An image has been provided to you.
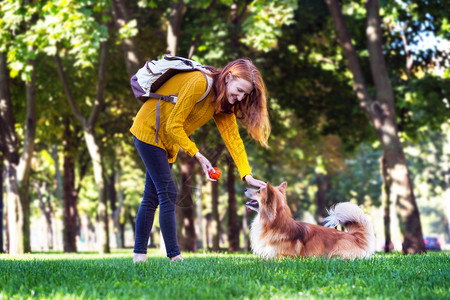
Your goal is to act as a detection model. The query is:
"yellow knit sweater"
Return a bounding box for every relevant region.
[130,71,252,180]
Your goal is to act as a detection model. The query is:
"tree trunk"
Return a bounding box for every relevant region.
[166,0,186,56]
[325,0,426,254]
[209,145,225,252]
[0,51,18,255]
[51,145,63,203]
[316,173,330,224]
[211,181,220,251]
[176,150,197,252]
[18,52,37,254]
[0,156,4,253]
[1,50,37,254]
[36,181,54,250]
[85,129,110,254]
[111,0,140,77]
[205,213,211,249]
[443,128,450,241]
[62,118,78,252]
[5,163,19,254]
[128,209,136,240]
[365,0,425,254]
[111,166,125,249]
[227,156,239,252]
[195,173,204,250]
[381,156,392,253]
[55,36,110,254]
[243,205,250,252]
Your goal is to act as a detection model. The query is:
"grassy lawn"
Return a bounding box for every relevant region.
[0,250,448,299]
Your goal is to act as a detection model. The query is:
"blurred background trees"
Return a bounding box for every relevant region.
[1,0,449,255]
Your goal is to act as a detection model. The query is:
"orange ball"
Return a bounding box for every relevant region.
[209,167,222,180]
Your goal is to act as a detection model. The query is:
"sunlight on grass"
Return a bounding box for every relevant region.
[1,251,448,299]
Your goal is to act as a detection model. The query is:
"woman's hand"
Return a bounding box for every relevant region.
[244,175,266,188]
[194,152,216,182]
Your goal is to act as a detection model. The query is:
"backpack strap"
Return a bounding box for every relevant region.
[153,70,213,143]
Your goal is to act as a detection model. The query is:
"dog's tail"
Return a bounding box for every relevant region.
[323,202,375,257]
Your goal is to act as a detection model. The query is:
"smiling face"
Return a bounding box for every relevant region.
[225,76,253,105]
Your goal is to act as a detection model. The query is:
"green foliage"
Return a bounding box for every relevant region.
[329,144,383,207]
[0,0,109,81]
[0,251,449,299]
[395,76,450,141]
[258,1,374,152]
[242,0,297,52]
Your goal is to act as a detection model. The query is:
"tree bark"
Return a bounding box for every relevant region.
[243,205,250,252]
[111,0,141,77]
[0,51,18,255]
[365,0,425,254]
[36,181,54,250]
[325,0,426,254]
[21,53,37,254]
[442,127,450,242]
[316,173,330,224]
[381,156,392,253]
[195,173,204,250]
[209,145,225,252]
[176,150,197,252]
[211,181,220,251]
[110,165,125,249]
[62,117,78,252]
[1,49,37,254]
[227,155,239,252]
[167,0,186,56]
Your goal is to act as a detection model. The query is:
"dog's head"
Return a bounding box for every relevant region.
[245,182,288,222]
[244,185,265,213]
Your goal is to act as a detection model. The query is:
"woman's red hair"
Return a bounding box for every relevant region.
[206,58,270,147]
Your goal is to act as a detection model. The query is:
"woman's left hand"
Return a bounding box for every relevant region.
[244,175,266,188]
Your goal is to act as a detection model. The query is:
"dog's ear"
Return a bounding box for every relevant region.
[263,184,277,222]
[278,181,287,195]
[265,183,275,203]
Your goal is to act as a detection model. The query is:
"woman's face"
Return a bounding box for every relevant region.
[225,76,253,105]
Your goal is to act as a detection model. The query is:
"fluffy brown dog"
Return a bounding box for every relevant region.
[245,182,375,259]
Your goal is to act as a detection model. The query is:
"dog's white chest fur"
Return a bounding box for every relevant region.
[250,215,277,259]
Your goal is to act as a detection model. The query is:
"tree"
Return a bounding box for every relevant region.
[0,3,38,253]
[226,155,239,252]
[62,119,83,252]
[55,39,110,253]
[324,0,426,253]
[42,0,112,253]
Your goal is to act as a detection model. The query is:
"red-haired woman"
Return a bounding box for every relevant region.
[130,58,270,263]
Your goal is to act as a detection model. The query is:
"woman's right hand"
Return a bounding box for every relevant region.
[194,152,216,182]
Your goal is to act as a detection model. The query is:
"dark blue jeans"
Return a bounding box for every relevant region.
[133,136,180,258]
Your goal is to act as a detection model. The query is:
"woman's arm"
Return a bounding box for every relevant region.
[243,174,266,188]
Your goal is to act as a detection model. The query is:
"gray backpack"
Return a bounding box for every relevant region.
[130,55,213,143]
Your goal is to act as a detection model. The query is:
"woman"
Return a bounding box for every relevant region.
[130,58,270,262]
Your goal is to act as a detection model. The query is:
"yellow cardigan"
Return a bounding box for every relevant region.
[130,71,252,180]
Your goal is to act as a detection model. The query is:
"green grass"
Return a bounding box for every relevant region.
[0,250,448,299]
